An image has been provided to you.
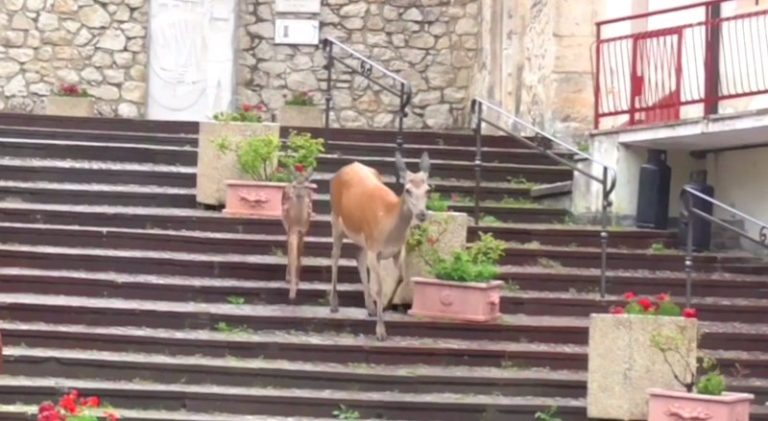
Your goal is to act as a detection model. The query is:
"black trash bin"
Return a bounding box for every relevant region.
[635,149,672,230]
[679,170,715,252]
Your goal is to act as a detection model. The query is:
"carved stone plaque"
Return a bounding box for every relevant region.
[274,18,320,45]
[275,0,320,13]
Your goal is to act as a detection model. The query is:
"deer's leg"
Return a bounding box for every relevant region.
[367,251,387,341]
[329,217,343,313]
[287,231,299,302]
[356,248,375,317]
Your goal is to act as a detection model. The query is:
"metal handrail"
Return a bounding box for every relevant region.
[470,98,618,298]
[680,186,768,306]
[322,38,413,181]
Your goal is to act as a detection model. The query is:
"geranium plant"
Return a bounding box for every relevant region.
[413,232,506,283]
[609,292,698,318]
[285,91,314,106]
[55,83,90,98]
[213,103,267,123]
[38,389,118,421]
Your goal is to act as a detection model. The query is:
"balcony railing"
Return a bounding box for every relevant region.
[594,0,768,129]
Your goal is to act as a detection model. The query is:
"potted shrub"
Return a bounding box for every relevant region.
[46,83,94,117]
[647,329,754,421]
[379,192,469,309]
[222,130,324,219]
[196,103,279,207]
[37,388,118,420]
[279,91,324,128]
[587,293,699,421]
[408,231,506,322]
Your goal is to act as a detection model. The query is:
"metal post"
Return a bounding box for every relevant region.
[703,3,721,116]
[684,191,694,308]
[594,23,602,130]
[473,102,483,224]
[395,84,405,185]
[324,42,334,143]
[600,166,609,299]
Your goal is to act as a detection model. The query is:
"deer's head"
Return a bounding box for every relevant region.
[395,151,430,224]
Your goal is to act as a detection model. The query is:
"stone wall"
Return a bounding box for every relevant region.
[0,0,148,117]
[238,0,481,130]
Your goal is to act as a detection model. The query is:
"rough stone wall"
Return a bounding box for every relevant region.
[0,0,148,117]
[238,0,481,130]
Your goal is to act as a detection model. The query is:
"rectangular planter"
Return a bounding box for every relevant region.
[223,180,288,219]
[377,211,469,307]
[587,314,698,420]
[647,388,753,421]
[46,96,95,117]
[279,105,324,128]
[408,277,503,322]
[196,121,280,207]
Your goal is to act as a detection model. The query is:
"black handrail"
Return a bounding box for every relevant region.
[680,186,768,307]
[322,37,413,182]
[470,98,618,298]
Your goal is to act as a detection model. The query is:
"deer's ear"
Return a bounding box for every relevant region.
[395,151,408,180]
[419,151,430,176]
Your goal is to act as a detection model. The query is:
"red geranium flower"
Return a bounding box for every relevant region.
[241,103,255,113]
[609,306,625,315]
[106,411,120,421]
[255,103,267,112]
[637,297,653,311]
[81,396,100,408]
[38,402,56,415]
[656,293,670,302]
[682,308,698,319]
[294,163,304,174]
[623,291,636,301]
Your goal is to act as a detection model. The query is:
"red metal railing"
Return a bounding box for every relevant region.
[594,0,768,129]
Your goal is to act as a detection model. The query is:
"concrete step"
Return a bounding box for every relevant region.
[2,346,584,397]
[0,267,765,326]
[0,293,766,356]
[0,180,196,208]
[0,112,198,136]
[0,138,196,165]
[0,157,195,188]
[0,125,197,147]
[0,375,588,420]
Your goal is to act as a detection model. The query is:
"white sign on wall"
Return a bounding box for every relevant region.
[275,18,320,45]
[275,0,321,13]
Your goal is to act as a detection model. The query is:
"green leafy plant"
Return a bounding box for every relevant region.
[285,91,314,106]
[427,232,506,283]
[213,322,253,334]
[426,192,449,212]
[237,134,282,181]
[227,296,245,305]
[535,406,562,421]
[213,103,266,123]
[332,405,360,420]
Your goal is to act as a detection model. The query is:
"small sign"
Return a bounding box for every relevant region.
[275,18,320,45]
[275,0,320,13]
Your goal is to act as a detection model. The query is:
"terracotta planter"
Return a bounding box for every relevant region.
[648,388,753,421]
[408,277,503,322]
[279,105,324,128]
[376,211,469,307]
[223,181,290,219]
[587,314,698,420]
[196,121,280,207]
[46,96,95,117]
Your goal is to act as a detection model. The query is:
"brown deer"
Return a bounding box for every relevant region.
[281,169,314,302]
[329,152,430,341]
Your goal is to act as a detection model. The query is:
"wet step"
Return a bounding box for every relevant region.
[0,293,766,355]
[322,140,570,166]
[0,138,196,165]
[2,347,585,398]
[0,404,345,421]
[0,157,195,188]
[0,180,196,208]
[0,375,588,421]
[1,266,765,326]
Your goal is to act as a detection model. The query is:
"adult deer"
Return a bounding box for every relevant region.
[329,152,430,341]
[281,169,314,302]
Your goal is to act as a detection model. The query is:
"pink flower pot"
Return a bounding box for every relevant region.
[223,180,288,219]
[408,277,503,322]
[648,388,754,421]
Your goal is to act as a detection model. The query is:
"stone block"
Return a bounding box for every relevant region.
[196,121,280,207]
[278,105,324,128]
[46,96,95,117]
[587,314,698,420]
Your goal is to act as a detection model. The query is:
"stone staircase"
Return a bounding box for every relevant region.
[0,114,766,420]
